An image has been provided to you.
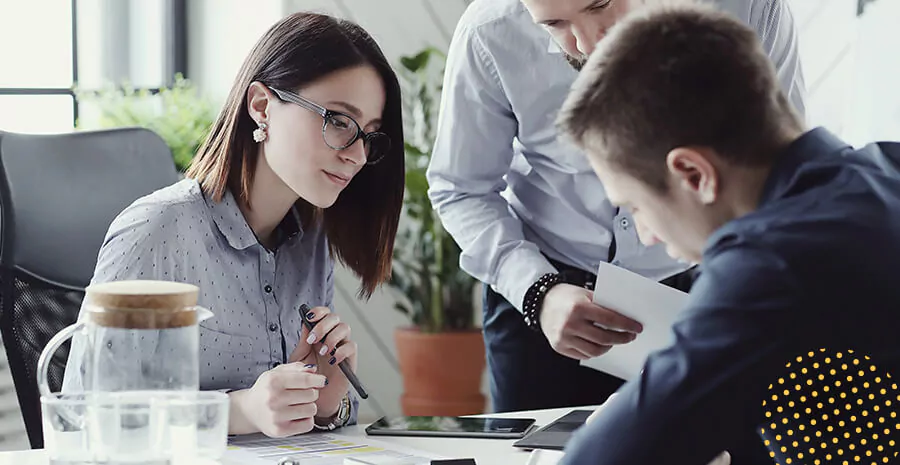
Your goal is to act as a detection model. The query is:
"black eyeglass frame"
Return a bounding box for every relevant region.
[268,86,389,165]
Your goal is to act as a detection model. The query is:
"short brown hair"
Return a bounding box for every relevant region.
[558,0,803,190]
[186,12,404,299]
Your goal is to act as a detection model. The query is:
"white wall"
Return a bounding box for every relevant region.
[845,0,900,145]
[187,0,285,103]
[790,0,900,144]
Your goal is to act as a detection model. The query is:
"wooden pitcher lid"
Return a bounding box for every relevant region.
[84,280,200,329]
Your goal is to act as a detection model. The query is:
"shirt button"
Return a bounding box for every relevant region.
[620,218,630,229]
[268,323,278,332]
[264,284,272,293]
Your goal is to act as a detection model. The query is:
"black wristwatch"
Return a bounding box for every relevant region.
[522,273,564,332]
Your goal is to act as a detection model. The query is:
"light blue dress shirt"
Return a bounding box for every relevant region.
[427,0,807,311]
[62,178,357,425]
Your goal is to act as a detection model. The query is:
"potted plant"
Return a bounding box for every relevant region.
[74,73,216,172]
[390,47,485,416]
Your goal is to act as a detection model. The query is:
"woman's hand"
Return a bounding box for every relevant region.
[292,305,358,422]
[228,363,326,437]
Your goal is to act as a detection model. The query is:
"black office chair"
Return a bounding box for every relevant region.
[760,349,900,465]
[0,127,179,448]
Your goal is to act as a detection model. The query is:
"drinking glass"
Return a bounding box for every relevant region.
[166,391,229,465]
[89,391,171,465]
[41,393,93,465]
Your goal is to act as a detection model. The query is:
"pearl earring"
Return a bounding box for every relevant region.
[253,121,268,143]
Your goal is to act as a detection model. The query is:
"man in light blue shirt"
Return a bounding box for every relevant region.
[427,0,806,412]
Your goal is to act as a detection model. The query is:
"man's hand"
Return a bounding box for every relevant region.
[585,394,731,465]
[539,284,643,360]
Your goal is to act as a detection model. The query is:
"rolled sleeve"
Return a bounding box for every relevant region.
[427,24,556,311]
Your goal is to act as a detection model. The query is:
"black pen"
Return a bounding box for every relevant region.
[299,304,369,399]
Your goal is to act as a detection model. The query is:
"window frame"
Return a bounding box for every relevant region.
[0,0,188,130]
[0,0,79,125]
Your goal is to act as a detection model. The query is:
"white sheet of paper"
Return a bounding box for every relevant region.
[525,449,566,465]
[580,262,690,380]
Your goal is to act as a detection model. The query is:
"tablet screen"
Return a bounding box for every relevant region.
[367,416,535,436]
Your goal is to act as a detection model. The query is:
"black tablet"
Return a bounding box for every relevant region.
[365,415,536,439]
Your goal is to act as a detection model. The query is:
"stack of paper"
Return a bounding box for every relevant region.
[581,262,690,380]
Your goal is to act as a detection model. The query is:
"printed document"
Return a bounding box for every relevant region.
[225,432,443,465]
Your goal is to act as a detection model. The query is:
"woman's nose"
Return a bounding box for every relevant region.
[341,138,367,165]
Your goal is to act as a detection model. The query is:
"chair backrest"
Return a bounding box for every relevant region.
[0,127,179,448]
[759,349,900,464]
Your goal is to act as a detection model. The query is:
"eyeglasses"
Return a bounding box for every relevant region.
[268,86,390,165]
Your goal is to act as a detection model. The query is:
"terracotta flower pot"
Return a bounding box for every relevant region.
[394,327,486,416]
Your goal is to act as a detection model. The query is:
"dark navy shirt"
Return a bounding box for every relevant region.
[562,128,900,465]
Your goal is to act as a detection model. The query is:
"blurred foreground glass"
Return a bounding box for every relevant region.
[166,391,229,465]
[41,393,93,465]
[41,391,229,465]
[93,392,170,464]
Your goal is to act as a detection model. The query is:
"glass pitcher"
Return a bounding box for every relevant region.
[38,280,213,398]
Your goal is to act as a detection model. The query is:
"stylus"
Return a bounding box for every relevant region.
[299,304,369,399]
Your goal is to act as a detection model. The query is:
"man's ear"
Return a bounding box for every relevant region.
[665,147,718,205]
[246,81,272,124]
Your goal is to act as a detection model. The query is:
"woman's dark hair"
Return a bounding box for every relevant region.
[186,12,404,299]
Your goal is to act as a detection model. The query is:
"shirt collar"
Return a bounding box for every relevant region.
[204,188,304,251]
[758,127,852,207]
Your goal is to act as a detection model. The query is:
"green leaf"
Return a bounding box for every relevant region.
[400,49,432,72]
[394,302,411,317]
[404,169,429,197]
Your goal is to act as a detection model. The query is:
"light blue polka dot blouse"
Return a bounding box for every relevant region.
[61,178,357,424]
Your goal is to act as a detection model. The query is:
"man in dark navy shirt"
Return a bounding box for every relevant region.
[552,2,900,465]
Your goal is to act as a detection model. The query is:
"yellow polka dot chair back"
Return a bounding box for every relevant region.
[759,349,899,465]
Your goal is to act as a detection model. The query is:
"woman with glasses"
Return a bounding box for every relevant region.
[62,12,404,438]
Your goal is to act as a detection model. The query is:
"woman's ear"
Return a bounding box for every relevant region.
[666,147,719,205]
[246,82,272,124]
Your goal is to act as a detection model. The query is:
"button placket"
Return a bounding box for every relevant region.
[261,250,280,364]
[613,211,641,262]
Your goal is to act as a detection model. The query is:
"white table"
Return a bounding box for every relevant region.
[0,406,584,464]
